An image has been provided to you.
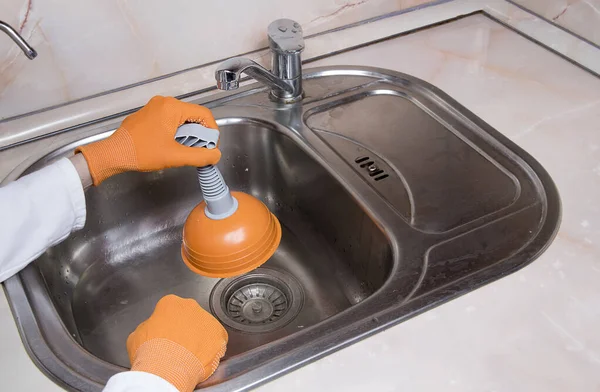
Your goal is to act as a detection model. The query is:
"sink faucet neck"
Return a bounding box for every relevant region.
[0,20,37,60]
[216,57,295,95]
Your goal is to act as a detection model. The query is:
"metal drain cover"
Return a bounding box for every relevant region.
[210,268,304,333]
[227,283,288,324]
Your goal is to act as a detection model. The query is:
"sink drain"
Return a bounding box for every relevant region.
[210,268,304,333]
[227,283,288,324]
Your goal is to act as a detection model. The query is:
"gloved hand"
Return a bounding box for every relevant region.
[127,295,228,392]
[76,96,221,185]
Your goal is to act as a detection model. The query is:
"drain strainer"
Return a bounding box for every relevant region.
[227,283,288,324]
[210,268,304,333]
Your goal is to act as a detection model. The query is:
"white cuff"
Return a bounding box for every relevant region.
[56,157,87,230]
[103,371,179,392]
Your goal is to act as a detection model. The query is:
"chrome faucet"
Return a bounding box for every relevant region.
[0,20,37,60]
[215,19,304,103]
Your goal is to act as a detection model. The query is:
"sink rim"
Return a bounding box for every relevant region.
[2,65,561,391]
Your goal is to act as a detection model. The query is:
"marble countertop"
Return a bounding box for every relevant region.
[2,2,600,391]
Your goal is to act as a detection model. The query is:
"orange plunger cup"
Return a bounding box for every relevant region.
[175,124,281,278]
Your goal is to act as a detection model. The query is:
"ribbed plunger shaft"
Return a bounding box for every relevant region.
[197,166,228,200]
[195,165,238,220]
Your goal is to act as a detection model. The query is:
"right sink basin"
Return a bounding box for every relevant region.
[2,66,560,391]
[305,91,520,233]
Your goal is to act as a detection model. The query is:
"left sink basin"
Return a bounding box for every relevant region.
[5,106,393,390]
[38,118,391,366]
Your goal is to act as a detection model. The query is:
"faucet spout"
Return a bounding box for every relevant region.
[0,21,37,60]
[215,57,294,94]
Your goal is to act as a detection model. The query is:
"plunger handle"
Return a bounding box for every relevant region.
[175,123,238,220]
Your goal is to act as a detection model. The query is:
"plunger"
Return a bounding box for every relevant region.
[175,123,281,278]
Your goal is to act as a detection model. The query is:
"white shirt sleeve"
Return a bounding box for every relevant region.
[0,158,86,282]
[0,161,178,391]
[103,371,179,392]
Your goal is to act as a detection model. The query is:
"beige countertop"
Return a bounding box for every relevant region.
[1,2,599,391]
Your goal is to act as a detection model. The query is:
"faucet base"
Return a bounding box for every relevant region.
[269,89,304,104]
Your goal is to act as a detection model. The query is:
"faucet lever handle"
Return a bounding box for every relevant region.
[267,19,304,53]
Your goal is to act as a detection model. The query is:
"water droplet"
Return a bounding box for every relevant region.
[278,26,287,32]
[292,29,298,33]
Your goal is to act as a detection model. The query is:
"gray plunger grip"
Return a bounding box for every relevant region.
[175,123,238,220]
[175,123,220,148]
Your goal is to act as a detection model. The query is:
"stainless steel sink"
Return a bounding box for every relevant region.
[2,66,560,391]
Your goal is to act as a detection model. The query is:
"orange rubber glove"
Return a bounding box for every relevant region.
[76,96,221,185]
[127,295,228,392]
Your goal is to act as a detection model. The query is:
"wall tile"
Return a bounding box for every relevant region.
[0,0,436,121]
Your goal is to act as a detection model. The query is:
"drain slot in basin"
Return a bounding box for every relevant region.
[210,268,304,333]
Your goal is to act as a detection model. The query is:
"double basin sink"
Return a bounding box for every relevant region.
[2,66,560,391]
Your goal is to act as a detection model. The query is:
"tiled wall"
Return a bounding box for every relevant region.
[0,0,436,121]
[511,0,600,46]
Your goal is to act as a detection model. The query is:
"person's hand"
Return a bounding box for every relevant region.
[76,96,221,185]
[127,295,228,392]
